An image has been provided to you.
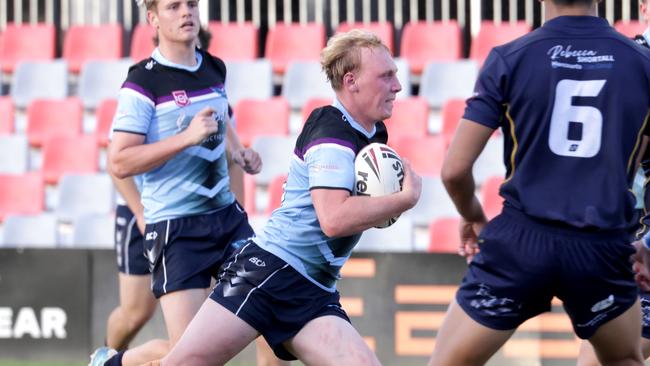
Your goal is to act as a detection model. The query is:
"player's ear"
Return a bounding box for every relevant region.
[343,72,358,92]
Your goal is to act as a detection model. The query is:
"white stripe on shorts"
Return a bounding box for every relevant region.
[162,220,170,293]
[124,215,137,275]
[235,263,290,316]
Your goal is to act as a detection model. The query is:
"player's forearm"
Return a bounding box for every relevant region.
[318,192,414,237]
[225,121,245,156]
[109,133,192,178]
[442,169,486,223]
[111,175,144,217]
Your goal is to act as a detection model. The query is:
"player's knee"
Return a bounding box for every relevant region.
[123,308,154,331]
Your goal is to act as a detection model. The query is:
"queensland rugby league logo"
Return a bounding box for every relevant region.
[172,90,191,107]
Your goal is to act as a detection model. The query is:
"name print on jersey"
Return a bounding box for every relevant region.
[548,45,615,70]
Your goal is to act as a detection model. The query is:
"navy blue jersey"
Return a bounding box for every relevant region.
[465,16,650,230]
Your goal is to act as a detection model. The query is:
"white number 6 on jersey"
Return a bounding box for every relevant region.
[548,79,606,158]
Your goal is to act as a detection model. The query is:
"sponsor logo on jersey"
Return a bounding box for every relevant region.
[172,90,191,107]
[590,294,614,312]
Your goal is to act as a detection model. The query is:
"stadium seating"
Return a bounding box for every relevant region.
[265,23,325,74]
[26,98,83,147]
[336,22,394,54]
[208,21,258,60]
[428,217,461,253]
[614,20,646,38]
[474,135,506,185]
[71,213,114,248]
[419,60,478,108]
[55,173,115,222]
[95,98,118,147]
[2,213,58,247]
[440,98,466,145]
[0,23,56,73]
[41,136,99,185]
[0,135,29,174]
[225,60,274,106]
[265,173,288,216]
[405,176,458,227]
[282,61,335,110]
[251,135,296,186]
[63,24,123,73]
[389,135,447,176]
[355,217,414,252]
[77,60,131,109]
[384,97,429,144]
[481,175,504,219]
[0,97,14,134]
[394,57,412,99]
[234,97,290,147]
[10,60,69,109]
[0,172,44,221]
[301,98,332,124]
[399,21,462,74]
[130,23,156,61]
[470,21,531,66]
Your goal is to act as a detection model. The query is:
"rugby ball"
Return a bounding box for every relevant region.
[354,143,404,228]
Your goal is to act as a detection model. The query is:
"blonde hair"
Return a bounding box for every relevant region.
[136,0,158,11]
[321,29,388,90]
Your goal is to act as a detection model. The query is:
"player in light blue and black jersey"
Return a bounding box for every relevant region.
[156,30,421,366]
[429,0,650,365]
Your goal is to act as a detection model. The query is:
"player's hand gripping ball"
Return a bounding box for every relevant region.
[354,143,404,228]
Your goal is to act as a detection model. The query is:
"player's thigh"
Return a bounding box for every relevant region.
[255,337,290,366]
[428,299,514,366]
[159,287,210,346]
[285,315,379,366]
[588,299,643,365]
[118,273,157,318]
[163,299,259,366]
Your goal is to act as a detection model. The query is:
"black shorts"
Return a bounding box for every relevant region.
[209,241,350,361]
[115,205,148,275]
[456,207,638,339]
[144,201,254,298]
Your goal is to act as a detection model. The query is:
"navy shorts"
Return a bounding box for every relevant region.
[209,240,350,361]
[115,205,148,275]
[457,207,638,339]
[641,292,650,339]
[144,201,253,298]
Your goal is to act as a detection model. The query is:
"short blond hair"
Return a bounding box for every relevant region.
[136,0,158,11]
[321,29,388,90]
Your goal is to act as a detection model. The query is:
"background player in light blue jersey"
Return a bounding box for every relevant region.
[428,0,650,364]
[149,29,421,366]
[88,0,284,365]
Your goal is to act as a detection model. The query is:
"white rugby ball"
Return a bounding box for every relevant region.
[354,143,404,228]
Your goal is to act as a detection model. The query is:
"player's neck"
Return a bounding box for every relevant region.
[336,95,375,133]
[544,2,598,20]
[157,41,197,66]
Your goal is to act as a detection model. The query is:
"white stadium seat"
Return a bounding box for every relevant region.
[10,60,69,109]
[1,213,58,248]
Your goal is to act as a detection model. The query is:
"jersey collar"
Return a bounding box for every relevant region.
[152,48,203,72]
[332,98,377,138]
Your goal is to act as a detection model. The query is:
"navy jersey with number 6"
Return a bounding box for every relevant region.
[465,16,650,229]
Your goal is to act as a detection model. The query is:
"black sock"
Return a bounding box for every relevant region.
[105,350,125,366]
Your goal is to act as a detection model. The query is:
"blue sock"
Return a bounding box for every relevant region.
[105,351,125,366]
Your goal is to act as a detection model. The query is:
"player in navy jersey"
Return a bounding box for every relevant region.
[87,0,288,365]
[144,29,421,366]
[428,0,650,364]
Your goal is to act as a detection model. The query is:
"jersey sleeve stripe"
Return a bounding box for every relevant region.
[121,82,155,105]
[112,129,147,136]
[299,138,356,160]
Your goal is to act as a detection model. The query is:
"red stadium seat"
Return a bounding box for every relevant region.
[265,23,325,74]
[389,135,447,177]
[0,172,44,221]
[336,22,394,54]
[400,21,462,74]
[207,22,258,60]
[470,21,531,66]
[130,24,156,62]
[428,217,461,253]
[0,23,56,73]
[265,173,288,216]
[481,175,504,219]
[63,24,123,73]
[41,136,99,185]
[95,98,118,147]
[26,98,83,147]
[384,97,429,144]
[614,20,647,38]
[441,98,466,145]
[0,97,14,135]
[235,97,290,146]
[301,98,332,125]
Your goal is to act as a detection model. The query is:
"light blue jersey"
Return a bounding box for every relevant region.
[112,48,234,223]
[254,101,388,291]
